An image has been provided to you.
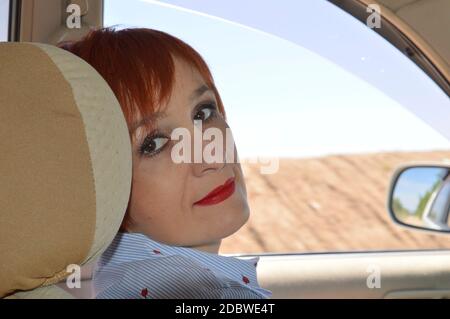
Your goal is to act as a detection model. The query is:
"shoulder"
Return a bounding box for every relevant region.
[94,254,228,299]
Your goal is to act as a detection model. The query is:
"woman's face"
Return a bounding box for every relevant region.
[125,57,250,248]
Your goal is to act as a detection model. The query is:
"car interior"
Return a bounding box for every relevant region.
[1,0,450,299]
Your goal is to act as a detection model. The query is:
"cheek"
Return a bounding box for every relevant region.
[235,163,247,191]
[128,157,189,227]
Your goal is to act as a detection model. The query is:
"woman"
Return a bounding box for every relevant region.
[60,27,271,299]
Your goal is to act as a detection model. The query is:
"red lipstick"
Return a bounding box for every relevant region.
[194,177,236,206]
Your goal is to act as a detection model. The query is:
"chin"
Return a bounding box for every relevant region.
[214,199,250,240]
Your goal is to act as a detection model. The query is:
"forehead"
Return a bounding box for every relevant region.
[170,57,206,101]
[162,57,212,121]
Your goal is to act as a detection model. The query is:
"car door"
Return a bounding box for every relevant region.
[4,0,450,299]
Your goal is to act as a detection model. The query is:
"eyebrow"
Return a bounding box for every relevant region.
[131,111,167,133]
[190,84,213,101]
[132,84,213,133]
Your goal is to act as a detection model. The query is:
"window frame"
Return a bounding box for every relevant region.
[102,0,450,254]
[5,0,21,42]
[329,0,450,98]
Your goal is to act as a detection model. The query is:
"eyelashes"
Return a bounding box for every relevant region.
[138,101,220,158]
[139,132,170,158]
[192,101,219,124]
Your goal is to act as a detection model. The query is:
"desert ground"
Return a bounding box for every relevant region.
[220,150,450,254]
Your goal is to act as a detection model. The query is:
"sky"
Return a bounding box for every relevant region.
[0,0,8,41]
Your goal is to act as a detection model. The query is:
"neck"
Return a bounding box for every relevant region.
[189,240,222,254]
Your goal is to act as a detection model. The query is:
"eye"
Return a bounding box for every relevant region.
[193,103,217,123]
[139,134,170,157]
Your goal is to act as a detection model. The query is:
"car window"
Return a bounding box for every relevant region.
[0,0,9,41]
[104,0,450,254]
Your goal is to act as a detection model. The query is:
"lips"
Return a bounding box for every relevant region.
[194,177,236,206]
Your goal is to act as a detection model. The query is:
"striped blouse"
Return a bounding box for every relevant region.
[92,232,272,299]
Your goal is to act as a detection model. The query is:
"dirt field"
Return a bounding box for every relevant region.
[220,150,450,254]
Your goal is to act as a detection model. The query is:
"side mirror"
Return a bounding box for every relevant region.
[388,164,450,233]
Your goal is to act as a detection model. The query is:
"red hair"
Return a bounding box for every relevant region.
[59,27,225,136]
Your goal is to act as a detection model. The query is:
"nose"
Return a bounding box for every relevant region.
[191,125,228,177]
[192,159,226,177]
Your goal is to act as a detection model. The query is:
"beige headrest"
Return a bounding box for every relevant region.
[0,42,132,298]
